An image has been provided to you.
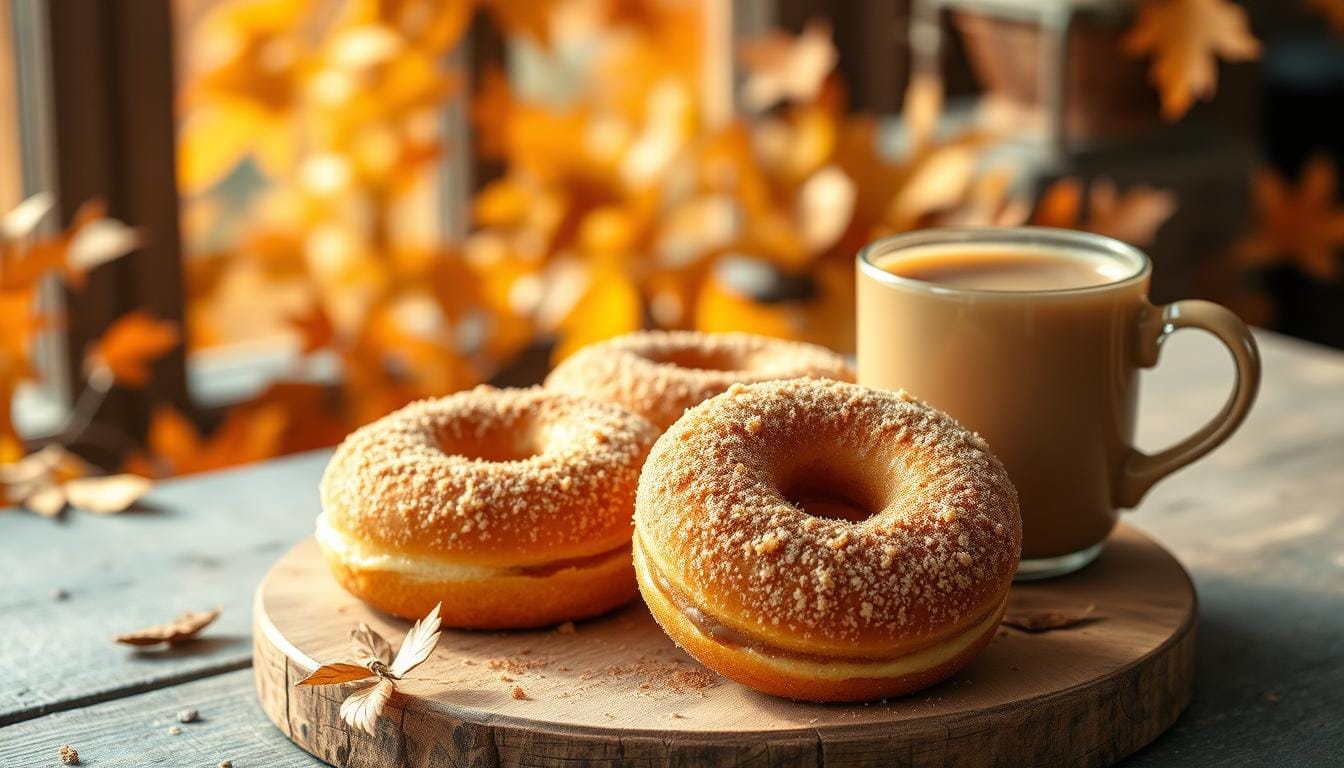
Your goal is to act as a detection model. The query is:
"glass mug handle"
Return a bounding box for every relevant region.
[1118,300,1262,508]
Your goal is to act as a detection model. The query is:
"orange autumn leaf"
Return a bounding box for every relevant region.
[85,311,180,387]
[1031,178,1178,247]
[133,405,287,477]
[738,19,838,112]
[1123,0,1260,121]
[1235,157,1344,281]
[288,305,336,354]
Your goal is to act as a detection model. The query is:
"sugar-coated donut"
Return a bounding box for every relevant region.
[634,378,1021,702]
[544,331,855,431]
[318,387,658,627]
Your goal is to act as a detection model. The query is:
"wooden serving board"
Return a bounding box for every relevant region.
[254,524,1195,767]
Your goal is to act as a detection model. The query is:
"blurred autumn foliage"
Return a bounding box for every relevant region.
[3,0,1343,504]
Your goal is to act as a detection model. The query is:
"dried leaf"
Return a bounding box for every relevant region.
[1124,0,1260,120]
[739,20,837,112]
[114,607,221,646]
[1235,156,1344,281]
[0,193,55,240]
[1003,604,1099,633]
[0,444,68,486]
[297,662,376,687]
[902,72,944,153]
[85,311,180,387]
[62,474,152,515]
[22,482,67,518]
[135,404,288,477]
[1031,178,1178,247]
[66,218,142,273]
[339,678,395,736]
[389,602,441,678]
[1084,180,1178,247]
[797,165,856,253]
[350,622,394,669]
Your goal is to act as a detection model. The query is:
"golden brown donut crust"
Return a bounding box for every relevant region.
[325,544,638,628]
[318,386,658,625]
[633,378,1021,700]
[544,331,855,431]
[321,386,658,567]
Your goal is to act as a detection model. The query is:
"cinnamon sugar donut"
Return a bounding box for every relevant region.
[318,387,658,627]
[544,331,855,431]
[634,378,1021,701]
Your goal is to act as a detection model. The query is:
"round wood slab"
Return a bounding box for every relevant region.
[253,524,1195,767]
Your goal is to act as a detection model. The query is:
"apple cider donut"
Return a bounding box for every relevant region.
[634,378,1021,701]
[544,330,855,431]
[318,386,658,627]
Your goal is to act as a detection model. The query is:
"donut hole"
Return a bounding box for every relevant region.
[777,459,884,524]
[436,422,539,462]
[644,347,743,372]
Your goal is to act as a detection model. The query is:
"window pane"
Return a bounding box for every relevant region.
[171,0,472,405]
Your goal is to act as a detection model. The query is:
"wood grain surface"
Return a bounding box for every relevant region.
[252,526,1195,767]
[0,451,328,726]
[2,330,1341,767]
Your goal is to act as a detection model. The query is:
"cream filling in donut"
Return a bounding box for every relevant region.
[636,537,1007,682]
[316,513,629,581]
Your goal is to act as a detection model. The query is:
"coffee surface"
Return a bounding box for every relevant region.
[875,246,1129,292]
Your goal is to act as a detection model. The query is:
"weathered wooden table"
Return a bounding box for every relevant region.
[2,330,1341,767]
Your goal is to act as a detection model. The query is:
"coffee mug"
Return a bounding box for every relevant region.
[856,227,1260,578]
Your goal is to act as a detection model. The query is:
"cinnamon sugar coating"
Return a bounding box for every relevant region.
[544,331,855,431]
[635,378,1021,653]
[321,386,658,567]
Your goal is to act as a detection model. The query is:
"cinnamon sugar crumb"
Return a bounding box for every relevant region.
[604,657,720,695]
[511,686,529,700]
[633,377,1021,643]
[319,388,658,563]
[489,656,550,674]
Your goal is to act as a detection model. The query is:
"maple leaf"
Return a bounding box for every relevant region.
[1030,178,1178,247]
[85,311,180,387]
[1123,0,1260,121]
[296,603,441,736]
[130,404,287,477]
[2,197,135,292]
[738,19,838,112]
[114,607,220,646]
[1235,156,1344,281]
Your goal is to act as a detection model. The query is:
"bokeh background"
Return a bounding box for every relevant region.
[2,0,1342,508]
